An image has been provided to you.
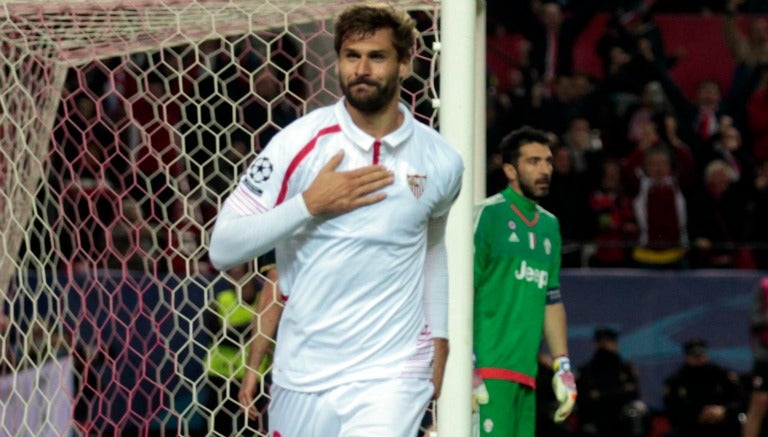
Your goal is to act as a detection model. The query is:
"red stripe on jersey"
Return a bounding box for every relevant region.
[510,204,539,227]
[276,124,342,205]
[372,140,381,164]
[477,367,537,389]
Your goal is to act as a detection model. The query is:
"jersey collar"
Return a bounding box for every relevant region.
[503,186,540,227]
[335,98,414,151]
[503,186,539,213]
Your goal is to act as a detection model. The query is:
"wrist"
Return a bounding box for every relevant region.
[301,191,319,216]
[552,355,571,372]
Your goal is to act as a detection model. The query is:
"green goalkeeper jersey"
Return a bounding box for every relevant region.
[473,186,562,387]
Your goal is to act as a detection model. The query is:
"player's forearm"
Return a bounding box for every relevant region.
[544,302,569,357]
[209,194,311,270]
[247,272,283,368]
[432,337,448,399]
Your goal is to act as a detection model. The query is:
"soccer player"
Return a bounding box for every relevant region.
[208,3,464,436]
[473,126,577,436]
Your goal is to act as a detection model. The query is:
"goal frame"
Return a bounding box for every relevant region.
[0,1,484,435]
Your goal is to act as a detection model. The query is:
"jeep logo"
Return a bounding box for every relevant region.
[514,260,548,289]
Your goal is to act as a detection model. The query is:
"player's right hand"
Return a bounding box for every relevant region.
[303,149,394,215]
[238,368,260,419]
[552,356,577,423]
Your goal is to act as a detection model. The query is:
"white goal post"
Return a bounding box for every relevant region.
[0,0,483,435]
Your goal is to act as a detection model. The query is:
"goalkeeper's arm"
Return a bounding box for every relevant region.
[544,300,577,423]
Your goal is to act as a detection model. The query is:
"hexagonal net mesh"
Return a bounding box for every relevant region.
[0,0,441,435]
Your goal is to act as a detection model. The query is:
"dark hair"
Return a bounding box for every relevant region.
[498,125,554,165]
[334,3,417,62]
[683,338,707,356]
[594,327,619,342]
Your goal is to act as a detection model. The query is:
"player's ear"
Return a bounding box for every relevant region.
[502,162,517,183]
[399,57,410,81]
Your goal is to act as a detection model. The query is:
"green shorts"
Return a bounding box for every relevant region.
[478,378,536,436]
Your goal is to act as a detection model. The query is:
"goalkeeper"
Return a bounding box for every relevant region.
[473,126,577,436]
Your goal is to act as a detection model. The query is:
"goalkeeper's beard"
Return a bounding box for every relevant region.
[340,74,399,114]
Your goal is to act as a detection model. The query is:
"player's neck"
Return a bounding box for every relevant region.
[345,99,403,140]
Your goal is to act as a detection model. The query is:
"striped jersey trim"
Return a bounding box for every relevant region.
[276,124,342,205]
[226,185,269,216]
[477,367,536,389]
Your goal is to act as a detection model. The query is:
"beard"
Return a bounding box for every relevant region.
[340,73,400,114]
[519,176,549,201]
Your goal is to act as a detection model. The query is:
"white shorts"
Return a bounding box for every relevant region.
[269,378,434,437]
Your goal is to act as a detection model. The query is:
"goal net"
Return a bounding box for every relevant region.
[0,0,442,435]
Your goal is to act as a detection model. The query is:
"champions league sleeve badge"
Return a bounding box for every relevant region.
[243,156,273,195]
[407,173,427,199]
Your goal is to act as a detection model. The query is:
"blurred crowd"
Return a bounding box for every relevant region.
[16,0,768,274]
[536,328,750,437]
[484,0,768,270]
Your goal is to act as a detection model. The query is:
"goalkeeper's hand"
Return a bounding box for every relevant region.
[551,355,577,423]
[471,369,489,412]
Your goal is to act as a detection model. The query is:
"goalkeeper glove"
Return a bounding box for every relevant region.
[551,355,577,423]
[471,369,489,412]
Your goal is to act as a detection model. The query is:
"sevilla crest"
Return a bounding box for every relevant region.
[407,174,427,199]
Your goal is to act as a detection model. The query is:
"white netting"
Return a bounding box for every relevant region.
[0,1,440,435]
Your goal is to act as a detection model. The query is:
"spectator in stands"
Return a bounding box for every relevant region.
[532,74,589,136]
[662,338,745,437]
[624,81,674,150]
[723,0,768,71]
[486,20,531,95]
[595,38,653,155]
[646,50,726,159]
[560,116,605,186]
[618,1,675,69]
[687,159,749,269]
[699,115,751,186]
[630,24,728,159]
[629,145,689,269]
[654,112,697,193]
[575,327,650,437]
[744,276,768,437]
[540,143,595,267]
[588,159,637,267]
[621,114,695,195]
[746,65,768,162]
[524,0,600,93]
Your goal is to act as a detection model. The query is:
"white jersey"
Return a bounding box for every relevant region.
[226,99,463,391]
